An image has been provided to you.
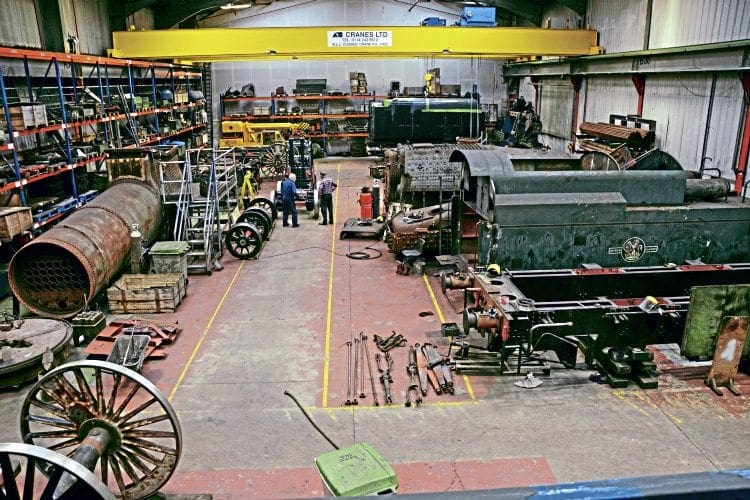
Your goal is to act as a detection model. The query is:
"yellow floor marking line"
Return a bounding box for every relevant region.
[611,389,650,416]
[321,163,342,408]
[168,262,245,402]
[422,274,476,401]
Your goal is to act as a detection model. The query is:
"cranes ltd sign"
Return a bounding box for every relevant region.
[327,30,393,47]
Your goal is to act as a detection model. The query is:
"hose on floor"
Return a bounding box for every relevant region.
[346,245,382,260]
[283,390,340,450]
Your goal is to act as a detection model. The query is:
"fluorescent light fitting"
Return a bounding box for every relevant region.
[220,2,252,9]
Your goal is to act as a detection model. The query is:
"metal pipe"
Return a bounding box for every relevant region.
[9,181,162,318]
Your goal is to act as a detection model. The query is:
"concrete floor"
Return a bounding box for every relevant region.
[1,157,750,498]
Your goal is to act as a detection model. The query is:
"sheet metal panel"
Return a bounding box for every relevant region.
[581,76,638,125]
[642,74,711,172]
[538,82,574,140]
[649,0,750,48]
[0,0,41,48]
[586,0,648,53]
[701,75,745,179]
[58,0,111,56]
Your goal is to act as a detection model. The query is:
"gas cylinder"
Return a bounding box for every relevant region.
[359,189,373,219]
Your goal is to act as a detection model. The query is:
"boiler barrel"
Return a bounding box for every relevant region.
[9,181,162,318]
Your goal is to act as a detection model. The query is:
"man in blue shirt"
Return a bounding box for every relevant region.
[281,172,299,227]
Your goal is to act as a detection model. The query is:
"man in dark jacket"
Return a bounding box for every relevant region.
[281,172,299,227]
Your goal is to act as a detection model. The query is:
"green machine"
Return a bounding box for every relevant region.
[451,148,750,270]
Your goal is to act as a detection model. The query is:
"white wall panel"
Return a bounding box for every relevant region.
[0,0,41,48]
[58,0,110,55]
[582,76,639,124]
[649,0,750,48]
[642,74,711,171]
[696,75,744,179]
[586,0,648,53]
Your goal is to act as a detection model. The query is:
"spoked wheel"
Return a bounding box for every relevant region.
[248,197,278,220]
[236,210,270,240]
[20,360,182,499]
[225,222,262,259]
[259,142,287,178]
[0,443,115,499]
[245,207,273,228]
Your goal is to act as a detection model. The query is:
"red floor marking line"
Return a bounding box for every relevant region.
[163,457,555,498]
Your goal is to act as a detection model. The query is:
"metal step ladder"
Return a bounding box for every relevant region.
[159,148,239,274]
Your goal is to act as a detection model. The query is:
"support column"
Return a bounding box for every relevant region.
[735,72,750,193]
[570,75,583,143]
[530,76,540,115]
[631,73,646,116]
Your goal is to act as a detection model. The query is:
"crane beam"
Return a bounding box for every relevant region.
[110,26,602,62]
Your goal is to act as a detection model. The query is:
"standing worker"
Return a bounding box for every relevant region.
[318,171,337,225]
[282,172,299,228]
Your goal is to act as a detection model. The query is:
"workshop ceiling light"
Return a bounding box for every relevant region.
[220,2,253,9]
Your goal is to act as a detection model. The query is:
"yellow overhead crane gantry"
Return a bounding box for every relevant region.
[110,26,602,62]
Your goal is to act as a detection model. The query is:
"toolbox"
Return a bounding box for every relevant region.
[149,241,190,278]
[315,443,398,496]
[71,310,106,345]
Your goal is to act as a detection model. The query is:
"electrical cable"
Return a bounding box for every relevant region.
[283,390,339,450]
[259,244,382,260]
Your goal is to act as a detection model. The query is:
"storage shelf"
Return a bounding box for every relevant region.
[221,93,379,149]
[222,94,386,102]
[0,155,105,194]
[0,43,206,235]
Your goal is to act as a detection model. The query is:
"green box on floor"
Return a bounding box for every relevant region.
[149,241,190,277]
[315,443,398,496]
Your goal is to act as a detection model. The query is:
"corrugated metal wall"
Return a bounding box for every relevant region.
[0,0,110,55]
[583,76,639,124]
[207,0,500,97]
[644,74,743,173]
[587,0,648,52]
[0,0,41,48]
[58,0,111,56]
[525,1,749,178]
[588,0,750,52]
[649,0,750,48]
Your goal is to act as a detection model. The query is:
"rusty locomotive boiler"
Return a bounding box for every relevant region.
[8,148,174,318]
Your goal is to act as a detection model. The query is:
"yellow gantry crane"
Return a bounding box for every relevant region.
[110,26,602,62]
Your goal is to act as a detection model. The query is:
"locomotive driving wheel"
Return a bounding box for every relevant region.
[20,360,182,499]
[225,222,263,259]
[0,442,116,499]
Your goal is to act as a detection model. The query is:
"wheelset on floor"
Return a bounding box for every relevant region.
[1,360,182,499]
[236,208,272,240]
[225,222,264,260]
[247,196,278,221]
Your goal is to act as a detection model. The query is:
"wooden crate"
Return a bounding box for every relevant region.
[107,273,187,314]
[0,207,33,241]
[0,103,48,130]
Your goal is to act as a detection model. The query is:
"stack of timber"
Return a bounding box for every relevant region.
[579,122,655,153]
